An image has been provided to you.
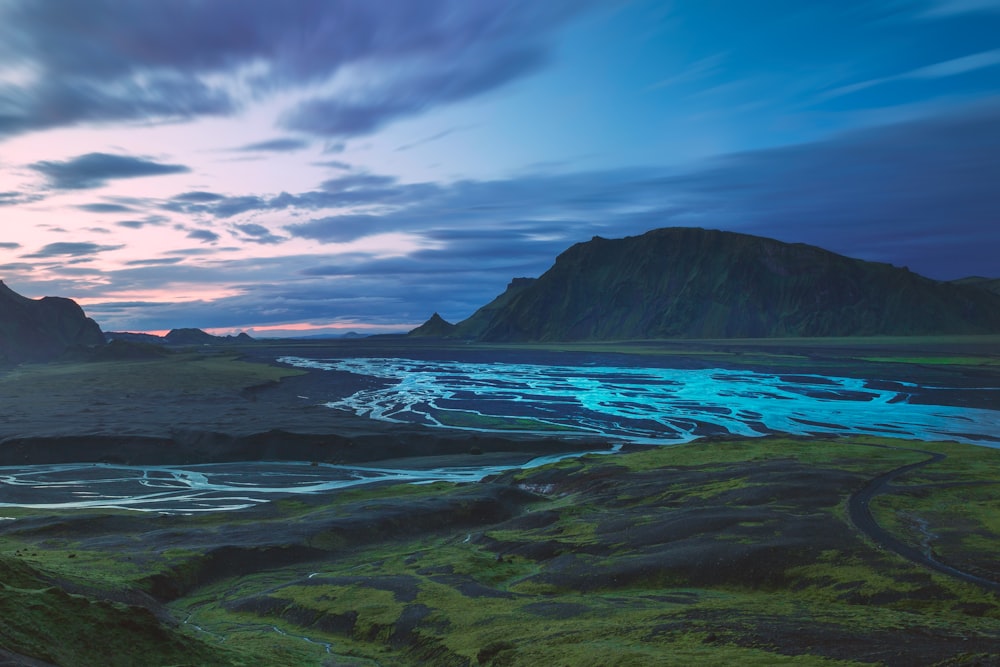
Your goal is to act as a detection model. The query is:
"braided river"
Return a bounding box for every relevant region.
[1,355,996,514]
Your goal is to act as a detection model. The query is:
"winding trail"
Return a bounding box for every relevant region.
[847,445,1000,594]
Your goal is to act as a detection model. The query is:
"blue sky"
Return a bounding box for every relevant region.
[0,0,998,334]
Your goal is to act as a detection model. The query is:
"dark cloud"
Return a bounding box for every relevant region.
[165,248,221,256]
[116,215,170,229]
[23,242,123,258]
[0,262,33,271]
[0,242,21,249]
[210,195,269,219]
[0,190,44,206]
[187,229,220,243]
[320,173,397,191]
[77,203,134,213]
[287,214,384,243]
[235,137,310,152]
[164,176,436,220]
[283,47,546,137]
[0,72,234,138]
[124,258,184,266]
[31,153,190,190]
[0,1,597,139]
[233,223,285,245]
[312,159,352,170]
[173,191,225,203]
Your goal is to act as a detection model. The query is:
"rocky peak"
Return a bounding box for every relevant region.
[0,281,105,363]
[408,312,457,337]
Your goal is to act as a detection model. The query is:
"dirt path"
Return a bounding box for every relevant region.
[847,444,1000,594]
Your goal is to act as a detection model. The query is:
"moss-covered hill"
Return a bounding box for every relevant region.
[1,435,998,666]
[452,228,1000,341]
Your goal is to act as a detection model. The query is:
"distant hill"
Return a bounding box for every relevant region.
[281,331,368,340]
[408,312,457,337]
[0,281,105,363]
[104,331,164,345]
[106,328,254,346]
[451,228,1000,341]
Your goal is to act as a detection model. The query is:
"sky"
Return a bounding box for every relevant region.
[1,0,998,336]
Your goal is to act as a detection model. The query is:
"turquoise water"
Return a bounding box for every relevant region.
[0,450,597,514]
[281,356,1000,447]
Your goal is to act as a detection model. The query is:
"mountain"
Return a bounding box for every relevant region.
[104,331,164,345]
[105,329,255,346]
[951,276,1000,296]
[0,280,105,363]
[452,228,1000,341]
[408,312,457,337]
[449,278,535,340]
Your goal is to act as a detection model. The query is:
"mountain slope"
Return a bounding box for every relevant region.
[0,281,105,363]
[951,276,1000,296]
[453,228,1000,341]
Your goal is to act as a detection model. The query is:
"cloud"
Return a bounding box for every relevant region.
[908,49,1000,78]
[116,215,170,230]
[0,1,597,139]
[0,190,43,206]
[31,153,190,190]
[77,202,134,213]
[277,101,1000,280]
[233,223,285,244]
[286,214,385,243]
[282,47,546,137]
[919,0,1000,17]
[235,137,310,152]
[14,99,992,332]
[124,258,184,266]
[173,191,225,203]
[0,242,21,249]
[208,195,269,219]
[395,126,475,152]
[312,159,352,170]
[23,242,123,258]
[187,229,220,243]
[820,48,1000,101]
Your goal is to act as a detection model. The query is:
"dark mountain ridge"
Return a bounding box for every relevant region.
[408,312,457,337]
[106,328,254,346]
[450,228,1000,341]
[0,280,104,363]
